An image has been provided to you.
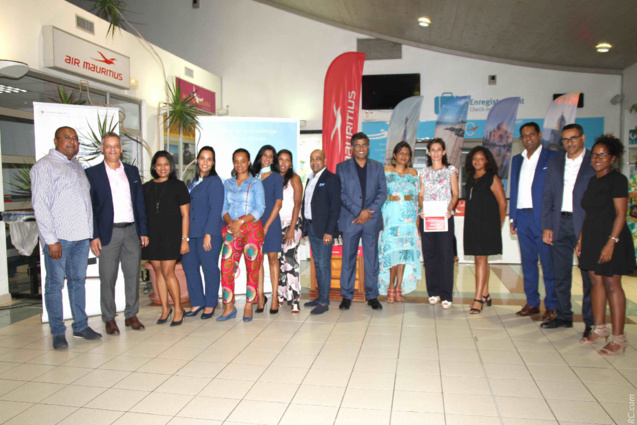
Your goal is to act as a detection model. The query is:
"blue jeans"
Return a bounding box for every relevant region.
[43,239,90,335]
[308,222,333,306]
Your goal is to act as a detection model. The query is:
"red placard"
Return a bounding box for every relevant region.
[176,77,216,114]
[424,216,448,232]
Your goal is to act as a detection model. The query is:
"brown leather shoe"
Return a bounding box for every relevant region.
[105,319,120,335]
[125,316,145,331]
[542,309,557,321]
[516,305,541,316]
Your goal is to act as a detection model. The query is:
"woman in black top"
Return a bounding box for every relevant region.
[143,151,191,326]
[463,147,507,314]
[577,136,635,354]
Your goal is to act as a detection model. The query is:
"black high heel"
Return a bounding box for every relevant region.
[256,295,268,313]
[469,299,484,315]
[170,311,184,327]
[482,294,492,307]
[157,308,172,325]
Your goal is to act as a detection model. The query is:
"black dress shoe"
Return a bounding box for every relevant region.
[201,308,215,320]
[339,298,351,310]
[540,318,573,329]
[184,308,202,317]
[367,298,383,310]
[583,324,593,338]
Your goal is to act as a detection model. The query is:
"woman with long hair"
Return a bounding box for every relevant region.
[378,142,421,302]
[253,145,283,314]
[578,136,636,354]
[418,139,459,309]
[218,149,265,322]
[463,146,507,314]
[182,146,225,319]
[143,151,190,326]
[277,149,303,312]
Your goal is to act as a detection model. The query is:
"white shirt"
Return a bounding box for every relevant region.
[304,168,326,220]
[561,149,585,213]
[105,161,135,223]
[517,145,542,209]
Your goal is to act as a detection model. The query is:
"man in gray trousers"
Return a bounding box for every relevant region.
[85,132,148,335]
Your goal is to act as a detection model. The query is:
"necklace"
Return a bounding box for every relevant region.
[153,181,167,214]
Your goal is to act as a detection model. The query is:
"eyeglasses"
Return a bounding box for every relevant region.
[560,135,581,144]
[591,153,611,159]
[353,143,369,149]
[57,135,79,142]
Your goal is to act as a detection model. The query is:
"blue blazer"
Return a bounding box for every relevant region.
[541,150,594,239]
[336,158,388,233]
[301,169,341,237]
[188,175,225,238]
[86,161,148,246]
[509,147,560,230]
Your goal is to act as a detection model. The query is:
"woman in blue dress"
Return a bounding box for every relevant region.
[378,142,421,302]
[253,145,283,314]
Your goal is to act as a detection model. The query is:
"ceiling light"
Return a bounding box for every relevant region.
[596,42,612,53]
[0,84,27,94]
[0,60,29,79]
[418,17,431,27]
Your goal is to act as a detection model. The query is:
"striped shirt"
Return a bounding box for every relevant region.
[31,149,93,244]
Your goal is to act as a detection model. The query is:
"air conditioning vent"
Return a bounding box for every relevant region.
[185,67,194,78]
[357,38,402,60]
[76,15,95,35]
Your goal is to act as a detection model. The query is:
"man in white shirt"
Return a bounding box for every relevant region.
[509,122,561,319]
[85,132,149,335]
[541,124,595,336]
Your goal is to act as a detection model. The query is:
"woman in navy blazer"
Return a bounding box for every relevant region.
[182,146,225,319]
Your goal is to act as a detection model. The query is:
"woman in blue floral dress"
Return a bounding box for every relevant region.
[378,142,421,302]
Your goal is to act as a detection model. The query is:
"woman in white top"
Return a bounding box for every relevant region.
[277,149,304,313]
[418,138,459,309]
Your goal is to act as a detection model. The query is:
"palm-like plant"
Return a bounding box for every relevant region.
[94,0,127,38]
[79,112,135,163]
[49,86,86,105]
[9,159,35,198]
[164,82,203,136]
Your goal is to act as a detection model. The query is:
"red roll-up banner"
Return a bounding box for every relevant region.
[322,52,366,172]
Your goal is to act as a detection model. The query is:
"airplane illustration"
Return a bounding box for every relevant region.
[467,125,478,132]
[192,92,204,103]
[92,51,117,65]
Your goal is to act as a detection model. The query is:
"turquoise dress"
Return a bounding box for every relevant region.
[378,171,422,295]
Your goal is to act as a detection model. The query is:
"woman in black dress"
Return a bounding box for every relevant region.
[463,147,507,314]
[577,136,635,355]
[143,151,191,326]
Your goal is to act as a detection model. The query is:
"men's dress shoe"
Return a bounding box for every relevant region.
[72,326,102,340]
[125,316,145,331]
[540,318,573,329]
[542,309,557,321]
[516,305,540,316]
[52,334,68,350]
[304,299,319,307]
[367,298,383,310]
[184,308,202,317]
[105,319,120,335]
[583,324,594,339]
[201,308,215,320]
[339,298,352,310]
[310,304,329,315]
[216,308,237,322]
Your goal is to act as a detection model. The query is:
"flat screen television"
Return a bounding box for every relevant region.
[362,73,421,110]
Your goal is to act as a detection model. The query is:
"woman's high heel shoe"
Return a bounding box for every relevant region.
[580,324,610,344]
[170,312,184,327]
[256,295,268,313]
[216,307,237,322]
[469,299,484,315]
[386,289,395,304]
[184,307,202,317]
[599,334,628,355]
[482,294,492,307]
[156,308,172,325]
[395,288,405,303]
[201,308,215,320]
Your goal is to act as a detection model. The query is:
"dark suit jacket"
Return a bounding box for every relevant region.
[188,175,225,238]
[541,150,594,239]
[336,158,387,233]
[301,169,341,237]
[509,147,561,230]
[86,161,148,246]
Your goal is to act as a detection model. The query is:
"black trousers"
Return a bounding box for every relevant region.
[419,217,455,302]
[551,215,593,325]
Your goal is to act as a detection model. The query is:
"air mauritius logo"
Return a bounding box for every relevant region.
[64,50,123,81]
[332,91,358,159]
[92,51,117,65]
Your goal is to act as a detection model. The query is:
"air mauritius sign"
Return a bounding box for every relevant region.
[43,26,130,89]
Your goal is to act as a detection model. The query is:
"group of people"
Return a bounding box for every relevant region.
[32,124,634,356]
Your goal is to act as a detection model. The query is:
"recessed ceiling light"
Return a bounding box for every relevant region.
[418,17,431,27]
[596,42,612,53]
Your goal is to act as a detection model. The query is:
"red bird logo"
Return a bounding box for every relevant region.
[92,51,117,65]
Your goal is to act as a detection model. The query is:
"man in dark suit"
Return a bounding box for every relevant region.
[302,149,341,315]
[85,132,148,335]
[540,124,595,336]
[336,132,388,311]
[510,122,561,319]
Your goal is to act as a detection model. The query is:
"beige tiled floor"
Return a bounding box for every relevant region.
[0,264,636,424]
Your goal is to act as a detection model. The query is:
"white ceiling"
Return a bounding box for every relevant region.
[255,0,637,73]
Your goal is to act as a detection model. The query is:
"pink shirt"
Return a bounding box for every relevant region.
[105,161,135,223]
